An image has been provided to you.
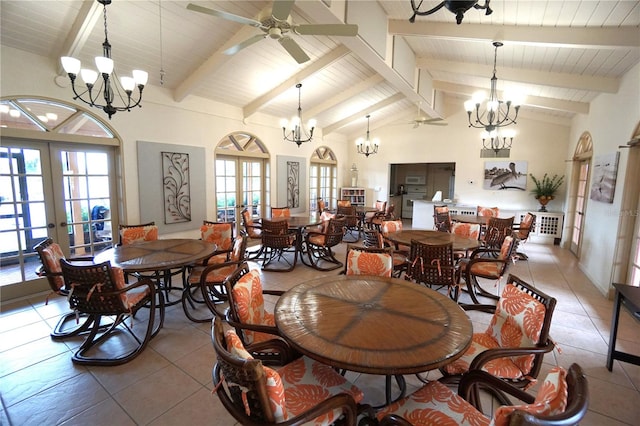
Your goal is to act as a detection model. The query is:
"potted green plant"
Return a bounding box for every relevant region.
[529,173,564,211]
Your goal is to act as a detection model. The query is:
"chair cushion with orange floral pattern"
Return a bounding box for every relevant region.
[232,269,276,344]
[120,225,158,245]
[442,283,547,379]
[458,236,514,278]
[223,328,363,425]
[376,380,490,426]
[451,222,481,240]
[201,222,233,250]
[492,366,568,426]
[271,207,291,218]
[111,266,150,309]
[276,355,364,425]
[40,242,66,291]
[346,250,393,277]
[477,206,499,217]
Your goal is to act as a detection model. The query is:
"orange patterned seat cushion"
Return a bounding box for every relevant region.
[378,367,568,426]
[201,223,232,250]
[477,206,499,217]
[112,267,150,308]
[443,283,547,379]
[232,269,276,344]
[120,225,158,245]
[272,208,291,218]
[223,329,363,425]
[346,250,393,277]
[492,366,568,426]
[188,264,237,284]
[377,380,490,426]
[451,222,480,240]
[40,243,66,291]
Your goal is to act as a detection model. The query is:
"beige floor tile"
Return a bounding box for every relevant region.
[586,375,640,424]
[0,336,70,377]
[59,397,136,426]
[148,387,236,426]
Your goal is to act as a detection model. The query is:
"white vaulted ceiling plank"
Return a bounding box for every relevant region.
[242,45,350,119]
[420,58,620,93]
[56,0,102,73]
[323,93,405,135]
[432,81,589,115]
[304,74,385,118]
[388,21,640,49]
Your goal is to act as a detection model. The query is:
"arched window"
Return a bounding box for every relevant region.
[214,132,269,228]
[309,146,338,211]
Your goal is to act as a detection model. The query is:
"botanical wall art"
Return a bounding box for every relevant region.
[590,152,619,203]
[276,155,306,213]
[162,152,191,223]
[483,160,528,190]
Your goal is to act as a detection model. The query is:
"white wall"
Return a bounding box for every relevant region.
[568,62,640,295]
[347,101,571,213]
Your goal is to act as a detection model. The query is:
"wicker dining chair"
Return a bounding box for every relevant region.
[337,205,360,242]
[260,218,297,272]
[369,203,396,231]
[451,222,482,260]
[343,245,394,277]
[513,212,536,260]
[362,229,408,278]
[481,216,515,252]
[59,259,164,366]
[378,363,588,426]
[303,216,346,271]
[117,221,158,246]
[33,238,95,339]
[240,207,263,259]
[433,205,452,232]
[364,200,387,228]
[459,234,517,304]
[439,274,557,402]
[405,240,458,300]
[211,316,364,425]
[182,235,247,323]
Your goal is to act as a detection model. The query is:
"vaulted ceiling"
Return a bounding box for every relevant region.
[1,0,639,138]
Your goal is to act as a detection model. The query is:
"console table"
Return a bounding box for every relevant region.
[606,283,640,371]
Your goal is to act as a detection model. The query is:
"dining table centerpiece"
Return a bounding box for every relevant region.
[530,173,564,211]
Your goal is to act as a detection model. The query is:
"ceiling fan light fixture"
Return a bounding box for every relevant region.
[409,0,493,25]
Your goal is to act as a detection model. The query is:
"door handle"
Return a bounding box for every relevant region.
[47,223,55,229]
[60,222,67,227]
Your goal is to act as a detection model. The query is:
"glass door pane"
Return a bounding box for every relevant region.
[0,144,53,292]
[53,148,115,256]
[242,159,263,219]
[215,157,237,223]
[570,161,589,256]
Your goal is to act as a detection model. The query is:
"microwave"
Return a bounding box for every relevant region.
[405,175,426,185]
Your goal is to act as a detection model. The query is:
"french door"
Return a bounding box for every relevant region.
[215,156,266,232]
[0,139,117,300]
[570,160,589,256]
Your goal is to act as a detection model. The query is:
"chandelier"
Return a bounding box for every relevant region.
[60,0,148,119]
[281,83,316,147]
[464,42,522,135]
[356,115,380,157]
[481,128,516,154]
[409,0,493,25]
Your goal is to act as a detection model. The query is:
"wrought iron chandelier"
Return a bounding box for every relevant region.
[356,115,380,157]
[409,0,493,25]
[464,42,522,135]
[281,83,316,147]
[60,0,148,119]
[481,128,516,154]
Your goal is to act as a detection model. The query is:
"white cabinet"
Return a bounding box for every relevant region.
[525,211,564,244]
[340,187,366,207]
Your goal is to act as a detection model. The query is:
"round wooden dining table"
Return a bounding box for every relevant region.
[384,229,480,252]
[94,239,216,304]
[450,214,489,225]
[275,275,472,405]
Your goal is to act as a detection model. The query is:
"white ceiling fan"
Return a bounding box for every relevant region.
[409,102,447,128]
[187,1,358,64]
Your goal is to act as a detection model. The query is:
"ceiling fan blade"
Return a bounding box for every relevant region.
[295,24,359,36]
[224,34,266,56]
[187,3,262,28]
[272,0,295,21]
[278,36,310,64]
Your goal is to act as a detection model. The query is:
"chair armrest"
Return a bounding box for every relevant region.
[468,339,555,371]
[458,369,536,406]
[459,303,497,314]
[245,338,299,364]
[69,255,95,262]
[262,289,285,297]
[224,312,282,337]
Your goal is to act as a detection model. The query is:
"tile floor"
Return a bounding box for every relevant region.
[1,238,640,425]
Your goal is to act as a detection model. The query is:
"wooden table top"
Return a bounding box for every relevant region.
[450,214,489,225]
[275,275,472,375]
[384,230,481,251]
[94,239,216,272]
